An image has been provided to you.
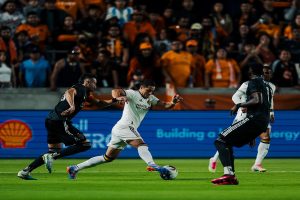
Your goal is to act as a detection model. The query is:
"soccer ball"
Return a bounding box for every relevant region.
[160,165,178,180]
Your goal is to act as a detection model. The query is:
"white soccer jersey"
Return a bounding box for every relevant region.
[115,89,159,128]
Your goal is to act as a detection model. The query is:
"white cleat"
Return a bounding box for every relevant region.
[17,170,37,180]
[208,158,217,173]
[42,153,54,173]
[251,164,267,172]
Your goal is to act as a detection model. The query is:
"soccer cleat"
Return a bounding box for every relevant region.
[146,164,170,177]
[208,158,217,173]
[17,170,37,180]
[42,153,54,173]
[211,174,239,185]
[67,165,78,179]
[251,164,267,172]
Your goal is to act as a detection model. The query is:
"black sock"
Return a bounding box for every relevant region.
[25,156,44,172]
[52,143,91,160]
[215,139,235,174]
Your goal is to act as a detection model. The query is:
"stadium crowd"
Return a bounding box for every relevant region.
[0,0,299,89]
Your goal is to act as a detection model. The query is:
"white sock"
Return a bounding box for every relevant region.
[254,142,270,165]
[138,146,155,165]
[224,166,234,175]
[76,155,107,171]
[212,151,219,161]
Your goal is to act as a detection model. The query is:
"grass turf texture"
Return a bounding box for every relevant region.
[0,159,300,200]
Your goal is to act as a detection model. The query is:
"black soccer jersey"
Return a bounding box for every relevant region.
[47,84,88,120]
[246,77,271,120]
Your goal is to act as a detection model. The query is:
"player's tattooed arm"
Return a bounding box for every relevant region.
[61,88,77,116]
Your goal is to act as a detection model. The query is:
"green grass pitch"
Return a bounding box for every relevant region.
[0,159,300,200]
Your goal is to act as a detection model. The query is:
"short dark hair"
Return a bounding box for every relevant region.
[79,73,96,83]
[250,63,263,76]
[140,79,155,87]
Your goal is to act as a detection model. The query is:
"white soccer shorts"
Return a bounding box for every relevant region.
[107,124,143,149]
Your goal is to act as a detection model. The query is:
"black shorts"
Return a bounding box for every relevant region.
[45,119,86,146]
[218,115,268,147]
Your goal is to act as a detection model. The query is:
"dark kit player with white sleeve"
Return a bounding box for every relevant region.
[211,63,272,185]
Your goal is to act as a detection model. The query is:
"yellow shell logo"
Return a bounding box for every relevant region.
[0,120,32,148]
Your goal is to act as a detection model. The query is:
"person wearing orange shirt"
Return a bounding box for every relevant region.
[161,40,194,88]
[185,39,206,87]
[205,48,240,88]
[251,14,280,47]
[55,0,87,20]
[284,13,300,40]
[123,9,156,45]
[15,11,51,52]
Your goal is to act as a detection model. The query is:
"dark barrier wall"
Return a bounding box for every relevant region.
[0,111,299,158]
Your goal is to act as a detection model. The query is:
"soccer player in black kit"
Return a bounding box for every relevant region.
[17,74,126,180]
[211,63,272,185]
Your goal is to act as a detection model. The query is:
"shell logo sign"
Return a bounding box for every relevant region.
[0,120,32,148]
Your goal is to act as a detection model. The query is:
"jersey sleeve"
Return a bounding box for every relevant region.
[149,95,160,106]
[124,89,136,100]
[232,82,247,104]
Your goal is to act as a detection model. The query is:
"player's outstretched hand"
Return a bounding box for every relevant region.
[172,94,183,104]
[115,96,128,104]
[61,106,76,116]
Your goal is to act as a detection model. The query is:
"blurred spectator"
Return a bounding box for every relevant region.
[99,24,129,68]
[284,12,300,39]
[237,43,262,83]
[210,2,233,38]
[251,13,280,47]
[162,7,176,27]
[76,34,96,70]
[123,9,156,45]
[127,42,162,86]
[55,0,87,20]
[284,0,300,22]
[106,0,133,27]
[0,0,25,33]
[281,27,300,64]
[15,11,51,52]
[50,46,85,90]
[200,16,217,59]
[185,39,206,87]
[161,40,194,87]
[14,31,32,62]
[148,10,165,34]
[128,68,144,89]
[40,0,68,33]
[271,49,299,87]
[261,0,283,24]
[0,26,17,66]
[76,5,104,40]
[205,48,240,88]
[91,49,119,88]
[19,46,51,87]
[235,1,258,28]
[176,0,200,24]
[23,0,42,17]
[0,50,15,87]
[54,15,79,52]
[169,15,190,42]
[154,28,172,56]
[235,24,255,52]
[255,32,276,65]
[188,23,202,41]
[83,0,106,12]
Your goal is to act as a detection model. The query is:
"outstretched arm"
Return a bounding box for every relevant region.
[155,94,183,110]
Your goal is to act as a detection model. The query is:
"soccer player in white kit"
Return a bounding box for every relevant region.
[208,65,275,173]
[67,80,183,179]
